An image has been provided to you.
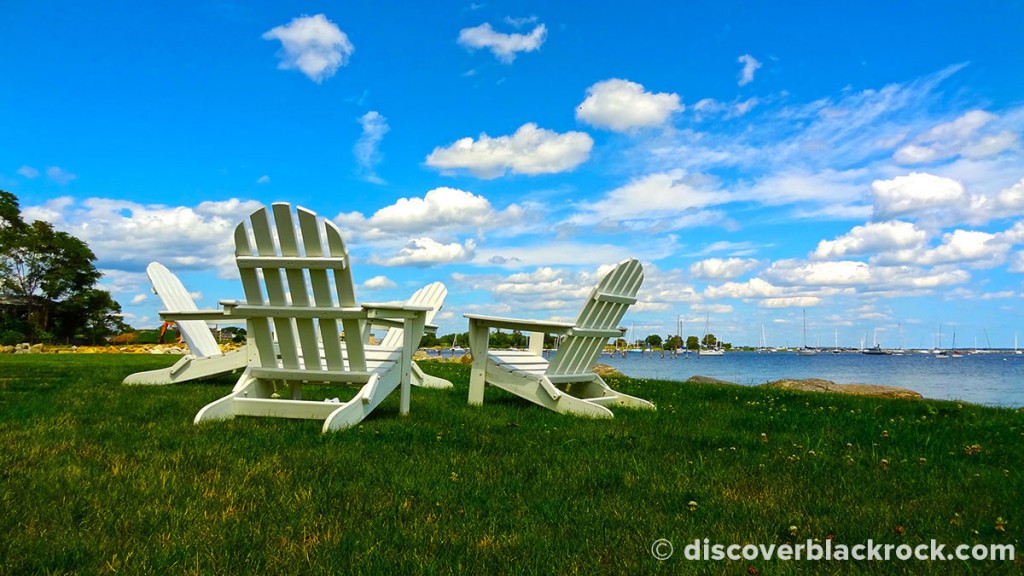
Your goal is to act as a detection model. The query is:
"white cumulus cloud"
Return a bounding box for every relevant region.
[761,296,822,309]
[425,123,592,178]
[871,172,967,220]
[457,22,547,63]
[917,230,1005,267]
[453,265,612,313]
[689,258,760,280]
[23,196,264,278]
[737,54,762,86]
[263,14,354,83]
[335,187,526,240]
[704,278,781,299]
[576,79,683,132]
[995,179,1024,212]
[361,275,397,290]
[765,260,873,287]
[813,220,927,259]
[876,229,1011,269]
[572,170,726,229]
[372,238,476,267]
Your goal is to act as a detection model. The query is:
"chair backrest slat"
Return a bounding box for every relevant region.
[272,204,322,371]
[323,218,366,372]
[297,208,346,371]
[546,259,643,376]
[248,207,301,369]
[235,221,276,367]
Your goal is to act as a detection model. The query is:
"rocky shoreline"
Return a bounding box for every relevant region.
[687,374,922,400]
[0,343,243,355]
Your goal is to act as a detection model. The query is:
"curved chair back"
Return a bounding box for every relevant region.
[378,282,447,349]
[235,203,366,373]
[147,262,222,357]
[545,258,643,376]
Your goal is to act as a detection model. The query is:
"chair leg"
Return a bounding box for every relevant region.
[122,349,247,385]
[411,362,453,389]
[467,320,489,405]
[322,372,396,432]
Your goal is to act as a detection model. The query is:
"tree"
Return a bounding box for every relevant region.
[686,335,700,350]
[0,191,123,344]
[645,334,663,348]
[665,335,683,350]
[51,288,130,342]
[701,333,719,348]
[220,326,248,344]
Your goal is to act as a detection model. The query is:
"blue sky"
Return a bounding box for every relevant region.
[3,1,1024,349]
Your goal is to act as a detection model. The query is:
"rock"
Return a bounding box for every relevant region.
[412,350,431,361]
[760,378,922,400]
[29,343,44,354]
[0,345,13,354]
[686,375,740,386]
[592,364,624,378]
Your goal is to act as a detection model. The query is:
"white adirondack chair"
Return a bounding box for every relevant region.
[176,203,432,433]
[369,281,452,389]
[122,262,248,385]
[465,258,656,418]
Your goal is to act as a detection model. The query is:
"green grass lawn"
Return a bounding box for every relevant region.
[1,355,1021,575]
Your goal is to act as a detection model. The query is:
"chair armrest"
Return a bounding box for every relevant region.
[366,318,404,330]
[464,314,575,335]
[166,304,367,321]
[159,309,231,321]
[362,303,432,320]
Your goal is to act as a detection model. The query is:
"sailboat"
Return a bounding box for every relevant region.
[893,322,905,355]
[698,313,724,356]
[1016,332,1022,355]
[934,324,949,358]
[862,327,891,355]
[626,321,643,354]
[798,309,818,356]
[950,331,963,358]
[757,322,769,353]
[832,327,841,354]
[675,316,685,354]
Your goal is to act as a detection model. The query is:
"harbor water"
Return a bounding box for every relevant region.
[598,350,1024,407]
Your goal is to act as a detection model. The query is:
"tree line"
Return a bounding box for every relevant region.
[418,331,730,351]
